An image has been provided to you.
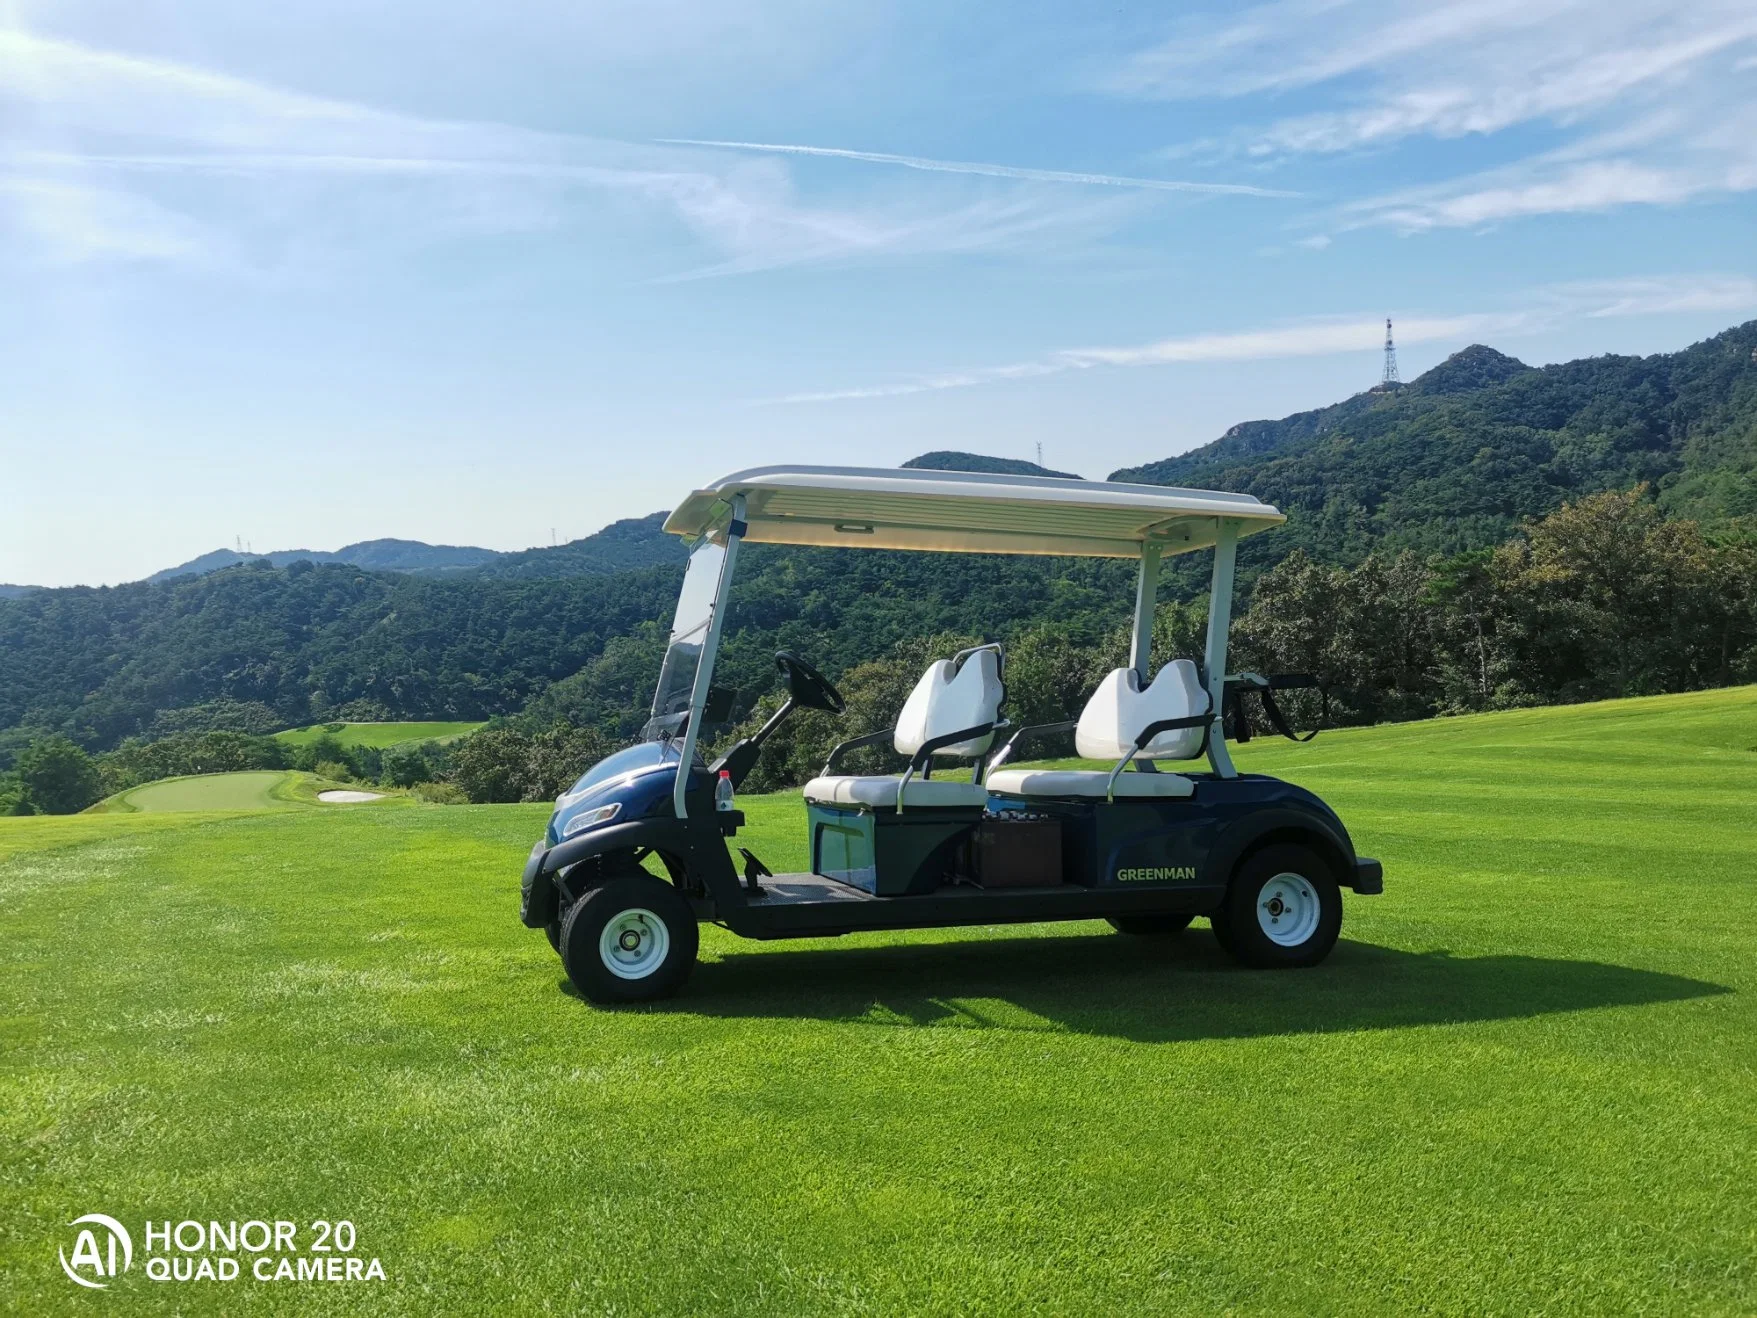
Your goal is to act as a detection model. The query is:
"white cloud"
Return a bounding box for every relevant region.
[0,27,1155,276]
[0,175,216,263]
[659,140,1299,198]
[1350,159,1696,230]
[1109,0,1757,229]
[772,273,1757,403]
[1544,274,1757,318]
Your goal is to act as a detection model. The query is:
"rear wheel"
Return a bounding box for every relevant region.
[1107,913,1195,937]
[559,873,699,1004]
[1211,843,1341,968]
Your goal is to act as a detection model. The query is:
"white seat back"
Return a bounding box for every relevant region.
[1074,660,1209,762]
[894,650,1003,759]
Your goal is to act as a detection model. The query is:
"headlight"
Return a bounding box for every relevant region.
[562,802,621,837]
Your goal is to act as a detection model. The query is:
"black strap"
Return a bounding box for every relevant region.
[1226,674,1323,744]
[1259,687,1319,743]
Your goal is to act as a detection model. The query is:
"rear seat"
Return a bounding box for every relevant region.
[986,660,1210,802]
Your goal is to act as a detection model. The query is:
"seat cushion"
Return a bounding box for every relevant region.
[803,775,989,809]
[985,768,1196,799]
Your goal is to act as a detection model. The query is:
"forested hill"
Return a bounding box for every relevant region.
[0,560,685,754]
[471,513,682,580]
[148,538,500,582]
[903,451,1083,479]
[1114,321,1757,570]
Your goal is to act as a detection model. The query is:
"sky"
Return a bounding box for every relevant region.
[3,1,1755,587]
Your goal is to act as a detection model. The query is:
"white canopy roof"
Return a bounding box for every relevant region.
[663,465,1283,559]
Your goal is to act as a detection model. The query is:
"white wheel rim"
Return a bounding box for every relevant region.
[1257,873,1320,947]
[598,908,670,980]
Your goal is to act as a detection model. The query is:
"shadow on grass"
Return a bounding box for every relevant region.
[593,931,1731,1042]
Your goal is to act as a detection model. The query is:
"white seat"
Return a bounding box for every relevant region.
[1076,661,1209,762]
[985,768,1195,799]
[803,775,989,809]
[804,648,1004,811]
[988,659,1211,802]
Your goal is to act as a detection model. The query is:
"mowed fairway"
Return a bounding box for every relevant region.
[274,722,484,750]
[3,688,1754,1314]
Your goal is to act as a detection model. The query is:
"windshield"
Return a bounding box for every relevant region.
[643,538,726,740]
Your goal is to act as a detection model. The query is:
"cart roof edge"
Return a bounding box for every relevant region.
[662,464,1284,559]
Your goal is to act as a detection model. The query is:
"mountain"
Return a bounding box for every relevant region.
[1112,323,1757,570]
[472,514,682,580]
[0,558,685,755]
[1403,344,1533,396]
[6,327,1756,759]
[147,538,498,583]
[904,451,1082,479]
[144,517,685,586]
[0,585,39,599]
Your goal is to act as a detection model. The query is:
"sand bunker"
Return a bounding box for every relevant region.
[318,790,384,804]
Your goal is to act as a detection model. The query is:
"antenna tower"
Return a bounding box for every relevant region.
[1381,318,1400,388]
[1035,442,1043,467]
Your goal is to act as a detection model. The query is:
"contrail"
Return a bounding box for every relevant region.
[659,139,1300,198]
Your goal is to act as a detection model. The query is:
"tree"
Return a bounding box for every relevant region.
[15,735,102,814]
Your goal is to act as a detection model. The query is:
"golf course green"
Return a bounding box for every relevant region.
[89,770,396,814]
[3,686,1754,1313]
[274,721,485,750]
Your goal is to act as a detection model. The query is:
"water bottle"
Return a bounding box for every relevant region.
[715,769,735,812]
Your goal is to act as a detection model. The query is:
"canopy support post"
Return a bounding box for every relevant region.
[1203,519,1240,779]
[1130,542,1161,681]
[672,495,745,820]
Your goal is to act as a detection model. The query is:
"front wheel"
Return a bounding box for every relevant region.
[559,874,699,1004]
[1211,844,1342,968]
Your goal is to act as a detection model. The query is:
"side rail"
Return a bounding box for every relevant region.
[894,720,1001,812]
[821,728,896,777]
[984,720,1077,776]
[1102,711,1214,802]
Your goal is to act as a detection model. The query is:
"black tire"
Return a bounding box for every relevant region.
[1211,843,1342,969]
[544,919,562,953]
[1107,913,1195,937]
[558,873,699,1004]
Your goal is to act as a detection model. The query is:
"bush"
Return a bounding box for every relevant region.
[449,724,617,803]
[412,781,469,805]
[312,760,353,784]
[0,774,32,815]
[380,740,452,789]
[14,735,102,814]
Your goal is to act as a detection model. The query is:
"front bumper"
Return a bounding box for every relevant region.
[519,842,555,928]
[1351,857,1384,895]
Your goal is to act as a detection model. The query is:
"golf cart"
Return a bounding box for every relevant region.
[520,465,1382,1003]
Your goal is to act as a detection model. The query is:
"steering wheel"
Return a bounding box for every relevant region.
[775,651,846,715]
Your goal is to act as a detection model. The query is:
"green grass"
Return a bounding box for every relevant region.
[3,687,1755,1314]
[273,721,485,750]
[88,771,401,815]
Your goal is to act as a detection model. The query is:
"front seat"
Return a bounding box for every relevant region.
[804,646,1003,810]
[986,660,1211,801]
